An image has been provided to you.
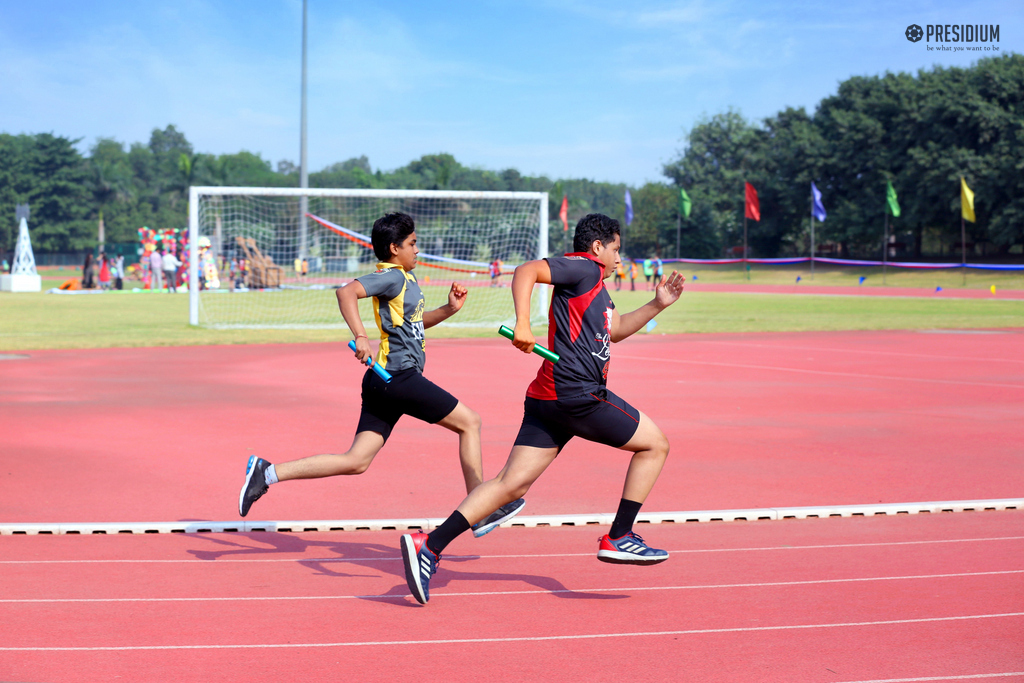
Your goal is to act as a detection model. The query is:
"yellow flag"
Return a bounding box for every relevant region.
[960,177,976,223]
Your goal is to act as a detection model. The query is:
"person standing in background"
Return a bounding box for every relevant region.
[98,254,111,290]
[150,249,164,291]
[162,249,182,293]
[81,252,94,288]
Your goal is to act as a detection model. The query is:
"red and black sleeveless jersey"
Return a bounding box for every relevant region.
[526,253,615,400]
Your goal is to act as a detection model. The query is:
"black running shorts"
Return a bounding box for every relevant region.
[513,389,641,451]
[356,367,459,443]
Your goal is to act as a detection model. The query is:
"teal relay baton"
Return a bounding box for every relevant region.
[498,325,559,363]
[348,340,393,383]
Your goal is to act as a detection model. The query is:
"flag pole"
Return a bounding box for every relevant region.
[743,214,749,280]
[961,216,967,286]
[676,211,681,260]
[883,212,888,285]
[809,191,815,281]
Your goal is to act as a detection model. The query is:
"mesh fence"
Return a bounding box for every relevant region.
[193,189,547,328]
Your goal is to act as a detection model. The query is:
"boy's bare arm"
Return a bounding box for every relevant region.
[336,281,372,360]
[611,271,685,342]
[423,283,467,329]
[510,260,552,354]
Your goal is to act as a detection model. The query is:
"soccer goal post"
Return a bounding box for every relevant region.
[187,187,549,329]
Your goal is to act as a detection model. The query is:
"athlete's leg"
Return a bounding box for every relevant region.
[455,444,558,525]
[273,430,386,480]
[617,411,670,503]
[435,401,484,494]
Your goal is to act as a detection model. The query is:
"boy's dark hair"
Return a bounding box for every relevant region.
[371,212,416,261]
[573,213,621,252]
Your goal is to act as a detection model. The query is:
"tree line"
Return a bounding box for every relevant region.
[1,54,1020,261]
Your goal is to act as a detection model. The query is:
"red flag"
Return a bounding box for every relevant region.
[744,182,760,221]
[559,195,568,232]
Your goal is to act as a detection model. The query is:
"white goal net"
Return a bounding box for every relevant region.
[187,187,549,329]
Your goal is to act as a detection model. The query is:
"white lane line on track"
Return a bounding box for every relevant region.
[831,674,1024,683]
[3,569,1021,603]
[2,612,1022,651]
[616,354,1024,390]
[3,535,1023,565]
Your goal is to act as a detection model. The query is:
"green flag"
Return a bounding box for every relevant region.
[679,188,692,218]
[886,180,901,217]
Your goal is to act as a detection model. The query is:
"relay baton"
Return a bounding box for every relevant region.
[498,325,559,363]
[348,340,393,383]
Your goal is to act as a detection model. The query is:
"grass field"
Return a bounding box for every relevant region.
[34,262,1024,291]
[3,282,1022,351]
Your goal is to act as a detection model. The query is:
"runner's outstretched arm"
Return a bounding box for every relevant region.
[423,282,467,328]
[611,271,685,342]
[509,260,552,354]
[337,281,372,361]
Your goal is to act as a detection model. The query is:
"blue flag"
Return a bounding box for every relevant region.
[624,190,634,225]
[811,182,827,221]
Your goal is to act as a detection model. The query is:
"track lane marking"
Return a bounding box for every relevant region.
[2,612,1022,651]
[831,674,1024,683]
[3,569,1021,603]
[616,354,1024,389]
[4,535,1022,565]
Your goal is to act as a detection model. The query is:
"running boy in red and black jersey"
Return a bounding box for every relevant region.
[401,213,685,604]
[238,212,524,538]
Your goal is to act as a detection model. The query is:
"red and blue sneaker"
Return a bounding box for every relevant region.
[597,531,669,565]
[401,532,439,604]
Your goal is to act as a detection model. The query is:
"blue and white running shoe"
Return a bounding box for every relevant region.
[401,532,439,604]
[597,531,669,565]
[238,455,271,517]
[471,498,526,538]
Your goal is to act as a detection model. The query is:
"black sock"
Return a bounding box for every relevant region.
[609,498,643,539]
[426,511,470,556]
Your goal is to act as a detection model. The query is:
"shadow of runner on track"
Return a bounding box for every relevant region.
[184,532,629,605]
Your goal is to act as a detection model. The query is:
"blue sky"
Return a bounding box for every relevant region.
[1,0,1019,185]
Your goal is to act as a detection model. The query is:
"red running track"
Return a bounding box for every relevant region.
[0,511,1022,682]
[1,330,1022,523]
[2,330,1023,681]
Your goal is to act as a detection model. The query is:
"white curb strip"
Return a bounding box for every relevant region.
[0,498,1020,535]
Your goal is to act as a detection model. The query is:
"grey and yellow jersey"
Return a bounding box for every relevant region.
[356,263,426,373]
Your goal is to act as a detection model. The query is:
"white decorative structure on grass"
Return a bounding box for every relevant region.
[1,205,42,293]
[187,187,549,328]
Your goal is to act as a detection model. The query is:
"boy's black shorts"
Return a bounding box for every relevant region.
[513,389,641,451]
[356,367,459,443]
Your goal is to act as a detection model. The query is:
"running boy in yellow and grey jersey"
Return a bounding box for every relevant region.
[238,212,524,536]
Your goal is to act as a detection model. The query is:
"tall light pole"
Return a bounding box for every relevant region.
[298,0,309,261]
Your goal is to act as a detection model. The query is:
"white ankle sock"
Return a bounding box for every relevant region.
[265,464,279,485]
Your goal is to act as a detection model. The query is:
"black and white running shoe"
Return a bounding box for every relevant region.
[596,531,669,565]
[471,498,526,538]
[238,455,271,517]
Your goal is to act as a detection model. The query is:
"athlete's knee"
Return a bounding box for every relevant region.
[495,473,532,501]
[464,407,482,433]
[341,451,375,475]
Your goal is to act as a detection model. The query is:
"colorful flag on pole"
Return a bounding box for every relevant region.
[559,195,569,232]
[960,177,975,223]
[811,182,826,221]
[744,182,760,221]
[679,188,692,218]
[886,180,901,217]
[624,190,634,225]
